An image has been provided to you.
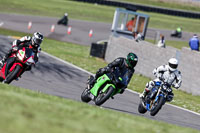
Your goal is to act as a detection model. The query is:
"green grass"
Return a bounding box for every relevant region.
[0,28,199,114]
[1,83,199,133]
[0,0,115,23]
[146,39,189,49]
[120,0,200,12]
[0,0,200,33]
[145,12,200,33]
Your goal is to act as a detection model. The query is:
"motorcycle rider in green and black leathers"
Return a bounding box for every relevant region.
[88,52,138,94]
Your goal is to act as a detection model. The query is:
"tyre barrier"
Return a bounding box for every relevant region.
[90,42,107,59]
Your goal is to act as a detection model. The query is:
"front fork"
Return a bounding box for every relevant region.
[146,88,161,111]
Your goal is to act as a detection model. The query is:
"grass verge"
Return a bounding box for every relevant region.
[0,28,199,114]
[0,0,200,33]
[146,39,189,49]
[1,83,199,133]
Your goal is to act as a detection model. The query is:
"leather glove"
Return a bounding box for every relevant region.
[153,69,157,75]
[173,84,179,89]
[157,73,163,81]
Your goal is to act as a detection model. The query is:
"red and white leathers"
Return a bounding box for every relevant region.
[12,36,41,54]
[1,36,41,65]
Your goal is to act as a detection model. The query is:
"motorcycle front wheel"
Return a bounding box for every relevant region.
[95,86,114,106]
[150,96,165,116]
[81,87,91,103]
[138,100,147,114]
[4,65,22,84]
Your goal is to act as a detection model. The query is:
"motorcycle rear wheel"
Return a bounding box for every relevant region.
[95,86,114,106]
[4,65,21,84]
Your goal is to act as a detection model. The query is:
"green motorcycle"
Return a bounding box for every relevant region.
[81,68,128,106]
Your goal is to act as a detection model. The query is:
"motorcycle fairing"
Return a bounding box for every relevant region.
[17,47,35,64]
[0,63,6,80]
[90,74,115,96]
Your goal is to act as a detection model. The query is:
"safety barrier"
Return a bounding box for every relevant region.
[74,0,200,19]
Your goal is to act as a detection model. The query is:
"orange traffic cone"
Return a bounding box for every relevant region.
[51,24,55,32]
[67,26,72,35]
[89,29,93,37]
[28,21,32,30]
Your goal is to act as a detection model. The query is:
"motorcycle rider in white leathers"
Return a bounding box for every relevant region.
[140,58,182,101]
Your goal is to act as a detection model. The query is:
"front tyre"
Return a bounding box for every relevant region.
[138,100,147,114]
[150,96,165,116]
[81,88,91,103]
[95,86,114,106]
[4,65,22,84]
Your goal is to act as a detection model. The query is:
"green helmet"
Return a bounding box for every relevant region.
[126,52,138,68]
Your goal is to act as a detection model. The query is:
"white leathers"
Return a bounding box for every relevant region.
[140,58,182,99]
[145,58,182,92]
[152,64,182,89]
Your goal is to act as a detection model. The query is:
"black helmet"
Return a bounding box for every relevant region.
[32,32,43,48]
[126,52,138,68]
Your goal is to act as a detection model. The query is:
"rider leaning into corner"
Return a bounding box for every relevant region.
[0,32,44,71]
[140,58,182,102]
[88,52,138,94]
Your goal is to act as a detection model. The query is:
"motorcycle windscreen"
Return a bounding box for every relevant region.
[111,67,129,87]
[25,48,35,58]
[90,74,110,96]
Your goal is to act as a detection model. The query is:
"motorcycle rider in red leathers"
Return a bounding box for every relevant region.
[0,32,43,71]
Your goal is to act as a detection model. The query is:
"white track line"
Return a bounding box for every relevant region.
[42,51,200,116]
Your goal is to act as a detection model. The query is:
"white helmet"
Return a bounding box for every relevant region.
[32,32,43,48]
[64,13,68,16]
[168,58,178,72]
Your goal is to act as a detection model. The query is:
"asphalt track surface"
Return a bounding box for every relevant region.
[0,35,199,130]
[0,13,195,46]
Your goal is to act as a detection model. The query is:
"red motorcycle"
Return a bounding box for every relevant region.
[0,47,35,84]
